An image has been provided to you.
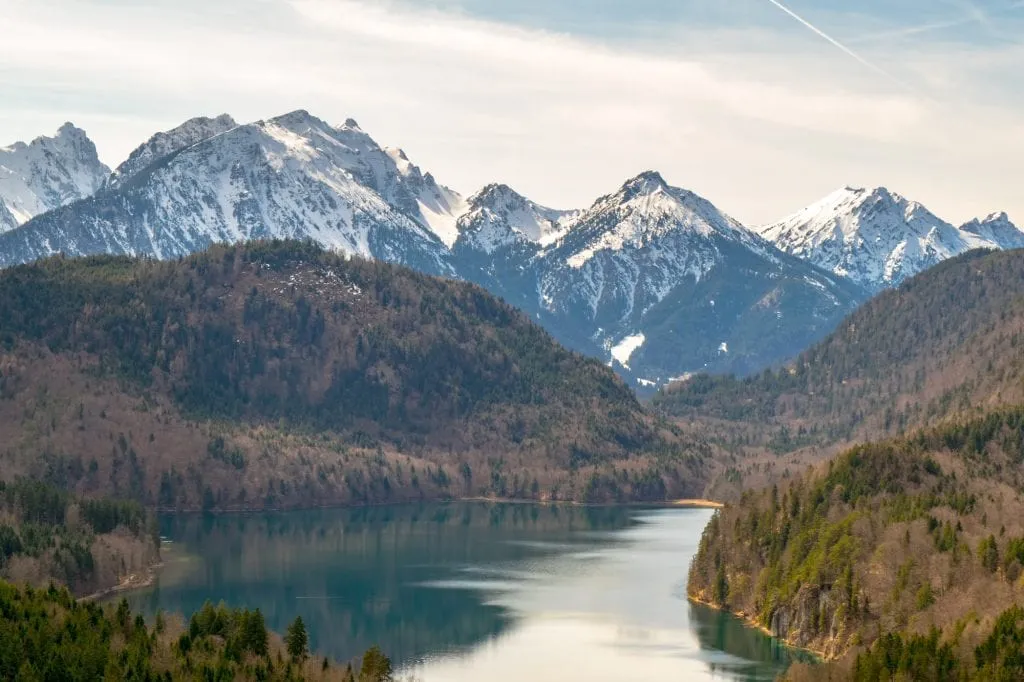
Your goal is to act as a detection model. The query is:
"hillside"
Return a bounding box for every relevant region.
[0,479,158,597]
[688,407,1024,680]
[654,248,1024,452]
[0,240,708,510]
[0,580,392,681]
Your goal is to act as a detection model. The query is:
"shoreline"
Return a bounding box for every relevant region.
[687,595,827,661]
[666,498,724,509]
[152,495,726,516]
[80,561,162,602]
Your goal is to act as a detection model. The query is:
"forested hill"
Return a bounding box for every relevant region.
[689,407,1024,681]
[0,479,158,597]
[0,580,393,680]
[0,240,708,510]
[654,248,1024,446]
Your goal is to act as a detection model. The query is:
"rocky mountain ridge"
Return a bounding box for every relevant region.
[755,186,1018,292]
[1,112,1018,385]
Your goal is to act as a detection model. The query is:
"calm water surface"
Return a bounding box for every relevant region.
[125,503,808,681]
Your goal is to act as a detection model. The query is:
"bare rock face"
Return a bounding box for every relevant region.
[769,585,851,656]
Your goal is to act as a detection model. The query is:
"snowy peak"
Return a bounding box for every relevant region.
[960,212,1024,250]
[109,114,237,188]
[530,172,861,385]
[0,123,110,231]
[757,185,992,291]
[253,111,467,246]
[595,171,752,241]
[556,171,763,269]
[0,110,467,276]
[762,185,949,243]
[619,170,670,198]
[454,183,572,254]
[269,109,324,132]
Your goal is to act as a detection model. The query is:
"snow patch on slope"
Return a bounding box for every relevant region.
[610,333,646,368]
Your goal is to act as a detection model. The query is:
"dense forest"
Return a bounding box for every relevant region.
[0,580,394,681]
[0,479,158,596]
[655,248,1024,452]
[0,240,710,509]
[689,407,1024,679]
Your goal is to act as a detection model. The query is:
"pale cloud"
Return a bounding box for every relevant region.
[0,0,1020,226]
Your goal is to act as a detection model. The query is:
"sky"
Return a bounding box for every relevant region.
[1,0,1022,226]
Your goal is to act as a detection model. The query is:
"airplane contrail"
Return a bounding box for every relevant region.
[763,0,914,91]
[848,1,1023,44]
[846,18,972,44]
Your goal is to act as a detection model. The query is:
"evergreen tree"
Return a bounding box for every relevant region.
[979,535,1000,573]
[243,608,269,657]
[713,564,729,605]
[284,616,308,662]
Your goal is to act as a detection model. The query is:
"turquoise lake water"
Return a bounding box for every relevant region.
[123,503,808,680]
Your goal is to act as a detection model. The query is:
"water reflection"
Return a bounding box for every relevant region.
[124,503,807,680]
[689,601,816,680]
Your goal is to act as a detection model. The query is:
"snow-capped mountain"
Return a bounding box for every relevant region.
[454,183,573,255]
[0,113,870,383]
[960,212,1024,250]
[0,123,110,232]
[106,114,238,189]
[529,172,864,379]
[756,186,999,292]
[23,112,1000,384]
[449,184,575,312]
[0,111,458,276]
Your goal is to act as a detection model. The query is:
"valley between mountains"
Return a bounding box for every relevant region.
[4,112,1024,681]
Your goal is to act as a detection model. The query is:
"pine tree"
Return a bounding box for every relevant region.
[244,608,269,656]
[285,615,308,662]
[713,564,729,604]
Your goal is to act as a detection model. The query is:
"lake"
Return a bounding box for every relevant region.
[123,503,808,681]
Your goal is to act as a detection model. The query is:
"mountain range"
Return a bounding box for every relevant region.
[1,112,1020,385]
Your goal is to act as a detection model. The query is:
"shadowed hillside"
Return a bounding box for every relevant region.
[655,248,1024,462]
[0,240,708,510]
